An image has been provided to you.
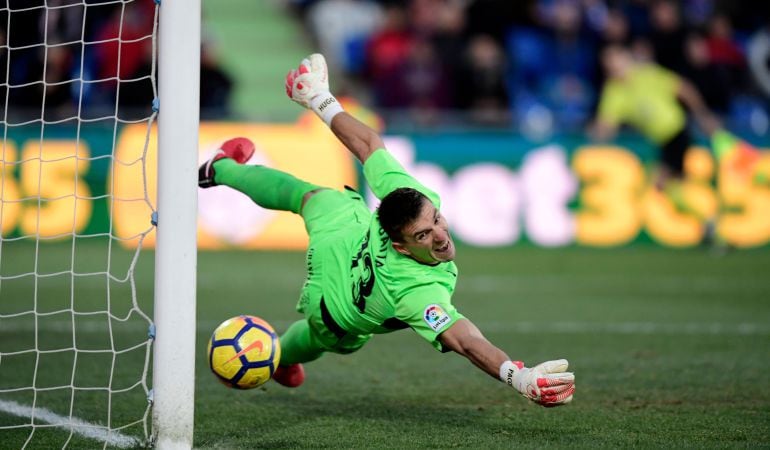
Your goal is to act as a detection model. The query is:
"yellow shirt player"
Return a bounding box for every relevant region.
[592,44,720,188]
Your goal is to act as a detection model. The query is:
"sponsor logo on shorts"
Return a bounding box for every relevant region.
[424,304,452,332]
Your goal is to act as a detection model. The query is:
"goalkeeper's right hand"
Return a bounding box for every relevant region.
[500,359,575,407]
[285,53,344,126]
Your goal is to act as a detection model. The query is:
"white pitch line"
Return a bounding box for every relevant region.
[1,319,769,335]
[0,399,139,449]
[477,321,770,335]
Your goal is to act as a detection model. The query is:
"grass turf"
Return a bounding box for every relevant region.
[1,242,769,448]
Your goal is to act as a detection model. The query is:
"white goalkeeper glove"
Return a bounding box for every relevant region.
[500,359,575,407]
[284,53,344,126]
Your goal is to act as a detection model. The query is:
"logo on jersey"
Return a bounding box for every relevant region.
[424,305,452,332]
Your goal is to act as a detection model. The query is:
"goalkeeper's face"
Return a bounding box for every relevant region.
[393,200,456,264]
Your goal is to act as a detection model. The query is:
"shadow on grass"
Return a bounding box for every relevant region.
[195,389,581,449]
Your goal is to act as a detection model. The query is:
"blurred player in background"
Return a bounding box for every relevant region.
[198,54,575,407]
[590,44,722,191]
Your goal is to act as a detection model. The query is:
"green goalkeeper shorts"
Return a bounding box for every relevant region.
[297,187,373,354]
[301,186,371,239]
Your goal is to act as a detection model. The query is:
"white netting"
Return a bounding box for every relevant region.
[0,0,158,448]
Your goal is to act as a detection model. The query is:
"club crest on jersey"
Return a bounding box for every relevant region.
[424,305,451,332]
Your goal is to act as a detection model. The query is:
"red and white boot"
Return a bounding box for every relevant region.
[198,137,255,188]
[272,363,305,388]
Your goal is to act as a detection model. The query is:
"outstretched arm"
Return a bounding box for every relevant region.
[329,112,384,164]
[285,53,438,201]
[676,78,721,137]
[588,118,619,142]
[284,53,383,164]
[439,318,575,407]
[439,318,509,378]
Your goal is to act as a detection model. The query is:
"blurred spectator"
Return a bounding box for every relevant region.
[116,41,154,122]
[747,23,770,97]
[365,5,413,108]
[600,8,631,48]
[118,38,235,121]
[431,0,466,95]
[682,0,715,28]
[629,36,654,63]
[93,2,154,81]
[684,31,730,113]
[7,46,76,122]
[581,0,610,35]
[455,34,509,124]
[619,0,652,37]
[545,0,596,127]
[42,46,78,120]
[410,0,444,34]
[705,14,743,66]
[465,0,532,44]
[285,0,324,17]
[3,0,44,121]
[44,0,86,45]
[306,0,383,74]
[648,0,689,74]
[399,36,451,111]
[705,14,747,89]
[506,0,596,130]
[200,40,234,120]
[0,29,6,115]
[83,1,154,118]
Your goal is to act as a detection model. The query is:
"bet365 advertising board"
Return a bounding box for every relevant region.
[2,114,768,249]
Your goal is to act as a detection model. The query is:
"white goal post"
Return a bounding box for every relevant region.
[152,0,200,448]
[0,0,199,448]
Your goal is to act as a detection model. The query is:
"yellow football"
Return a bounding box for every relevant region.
[207,315,281,389]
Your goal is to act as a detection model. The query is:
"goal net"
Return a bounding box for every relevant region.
[0,0,197,447]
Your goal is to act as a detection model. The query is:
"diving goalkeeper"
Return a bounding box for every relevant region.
[198,54,575,407]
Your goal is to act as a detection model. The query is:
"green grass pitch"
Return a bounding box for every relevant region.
[1,241,769,448]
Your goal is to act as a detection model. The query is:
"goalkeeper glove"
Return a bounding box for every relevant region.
[285,53,344,127]
[500,359,575,407]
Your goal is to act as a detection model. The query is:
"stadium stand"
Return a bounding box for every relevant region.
[278,0,769,137]
[203,0,311,119]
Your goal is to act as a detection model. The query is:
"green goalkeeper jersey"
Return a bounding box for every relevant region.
[316,149,463,351]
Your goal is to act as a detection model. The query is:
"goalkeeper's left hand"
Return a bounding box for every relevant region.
[500,359,575,407]
[284,53,344,126]
[285,53,329,109]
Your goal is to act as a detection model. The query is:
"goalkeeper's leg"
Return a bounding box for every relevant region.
[198,137,321,213]
[211,159,320,214]
[272,319,327,388]
[279,319,326,365]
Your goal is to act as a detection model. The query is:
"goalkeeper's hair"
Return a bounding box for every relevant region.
[377,187,429,243]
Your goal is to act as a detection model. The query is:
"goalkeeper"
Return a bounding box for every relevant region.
[198,54,575,407]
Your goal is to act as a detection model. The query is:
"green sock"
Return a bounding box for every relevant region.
[213,159,320,214]
[278,320,326,366]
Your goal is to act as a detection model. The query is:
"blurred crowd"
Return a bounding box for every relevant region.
[2,0,768,135]
[0,0,232,123]
[290,0,770,134]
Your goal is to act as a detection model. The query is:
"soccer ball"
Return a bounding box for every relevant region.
[207,315,281,389]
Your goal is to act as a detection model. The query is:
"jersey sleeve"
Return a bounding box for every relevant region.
[597,83,625,127]
[395,285,464,352]
[650,64,681,95]
[363,148,440,206]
